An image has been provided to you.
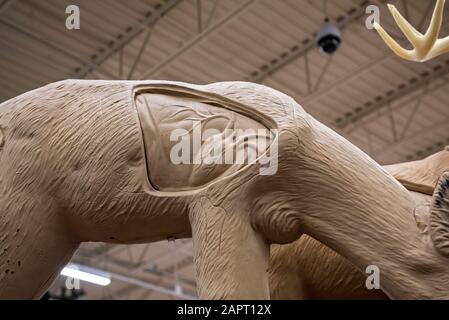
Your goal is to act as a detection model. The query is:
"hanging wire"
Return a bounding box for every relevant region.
[323,0,329,22]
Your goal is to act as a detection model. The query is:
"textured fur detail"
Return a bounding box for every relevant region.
[270,236,388,300]
[430,172,449,258]
[2,79,449,299]
[0,126,4,150]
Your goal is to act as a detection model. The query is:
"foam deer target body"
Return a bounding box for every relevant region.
[0,80,449,299]
[269,148,449,299]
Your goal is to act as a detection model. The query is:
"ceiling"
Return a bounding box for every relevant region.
[1,0,448,299]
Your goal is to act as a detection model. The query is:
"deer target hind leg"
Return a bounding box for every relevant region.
[189,196,270,300]
[269,241,310,300]
[0,188,79,299]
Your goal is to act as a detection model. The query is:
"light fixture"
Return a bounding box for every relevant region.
[61,264,111,286]
[316,0,342,55]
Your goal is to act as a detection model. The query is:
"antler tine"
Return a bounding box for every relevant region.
[375,0,448,62]
[424,0,446,49]
[428,36,449,60]
[387,4,423,49]
[373,22,415,61]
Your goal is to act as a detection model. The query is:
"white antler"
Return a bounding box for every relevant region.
[374,0,449,62]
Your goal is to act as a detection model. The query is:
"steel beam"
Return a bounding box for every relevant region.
[374,115,449,159]
[403,136,449,162]
[127,28,153,79]
[345,74,449,135]
[313,54,333,92]
[118,49,123,79]
[140,0,257,79]
[0,18,118,79]
[72,0,182,79]
[196,0,203,33]
[204,0,220,29]
[304,53,312,95]
[339,60,449,131]
[398,82,429,140]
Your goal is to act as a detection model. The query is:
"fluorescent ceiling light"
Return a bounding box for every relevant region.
[61,264,111,286]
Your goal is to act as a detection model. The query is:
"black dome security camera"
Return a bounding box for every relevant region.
[316,20,342,55]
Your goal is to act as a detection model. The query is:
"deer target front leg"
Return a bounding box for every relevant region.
[189,196,270,300]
